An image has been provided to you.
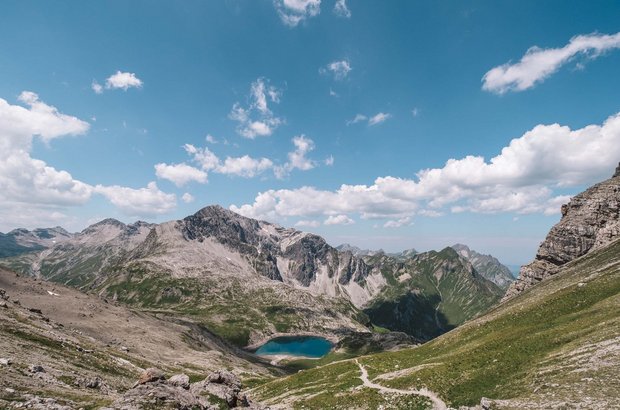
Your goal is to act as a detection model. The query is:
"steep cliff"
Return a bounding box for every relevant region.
[504,163,620,300]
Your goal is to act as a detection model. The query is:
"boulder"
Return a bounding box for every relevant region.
[135,367,165,386]
[206,370,242,389]
[168,373,190,389]
[29,364,45,373]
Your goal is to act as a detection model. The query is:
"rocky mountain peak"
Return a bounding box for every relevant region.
[86,218,126,230]
[504,166,620,300]
[614,161,620,178]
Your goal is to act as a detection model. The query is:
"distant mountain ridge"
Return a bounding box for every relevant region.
[0,226,73,258]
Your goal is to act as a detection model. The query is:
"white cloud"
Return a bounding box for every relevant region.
[0,91,178,221]
[347,112,392,126]
[368,112,392,126]
[94,182,176,216]
[206,134,217,144]
[91,81,103,94]
[229,78,283,139]
[154,163,208,187]
[182,193,195,203]
[325,155,334,166]
[218,156,274,178]
[483,32,620,94]
[0,92,92,210]
[324,214,354,225]
[383,216,412,228]
[275,0,321,27]
[295,219,320,228]
[333,0,351,18]
[183,144,274,178]
[231,112,620,223]
[347,114,367,125]
[320,60,352,80]
[105,71,143,91]
[274,135,316,178]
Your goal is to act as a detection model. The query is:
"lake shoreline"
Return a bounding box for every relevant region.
[245,331,340,351]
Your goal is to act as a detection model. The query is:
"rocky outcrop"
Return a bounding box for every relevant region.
[112,369,260,409]
[504,164,620,300]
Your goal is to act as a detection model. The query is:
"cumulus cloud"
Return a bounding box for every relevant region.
[0,92,92,210]
[94,182,176,216]
[218,156,274,178]
[320,60,352,80]
[333,0,351,18]
[384,216,412,228]
[274,0,321,27]
[483,32,620,94]
[182,193,195,203]
[179,136,320,180]
[274,135,316,178]
[229,78,283,138]
[324,214,354,225]
[0,92,178,222]
[231,112,620,224]
[105,71,143,91]
[154,163,208,187]
[183,143,275,178]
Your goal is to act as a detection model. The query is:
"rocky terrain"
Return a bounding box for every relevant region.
[0,267,273,409]
[1,206,504,347]
[505,164,620,300]
[451,244,515,289]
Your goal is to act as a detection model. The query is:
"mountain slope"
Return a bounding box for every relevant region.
[505,164,620,300]
[451,243,515,289]
[363,247,503,340]
[252,237,620,409]
[0,266,272,409]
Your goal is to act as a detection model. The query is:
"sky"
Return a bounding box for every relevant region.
[1,1,620,265]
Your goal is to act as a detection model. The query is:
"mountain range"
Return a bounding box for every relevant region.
[2,166,618,408]
[0,206,508,347]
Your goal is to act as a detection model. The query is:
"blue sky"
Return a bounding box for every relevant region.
[1,1,620,265]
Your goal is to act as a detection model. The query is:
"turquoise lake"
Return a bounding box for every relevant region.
[255,336,332,358]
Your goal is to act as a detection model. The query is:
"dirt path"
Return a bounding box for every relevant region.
[355,359,447,410]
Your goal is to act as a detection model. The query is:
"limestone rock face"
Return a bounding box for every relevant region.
[504,164,620,300]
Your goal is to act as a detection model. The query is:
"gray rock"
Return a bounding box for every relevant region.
[0,358,12,366]
[504,164,620,300]
[480,397,492,409]
[28,364,45,373]
[206,370,242,389]
[168,373,190,389]
[134,367,165,386]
